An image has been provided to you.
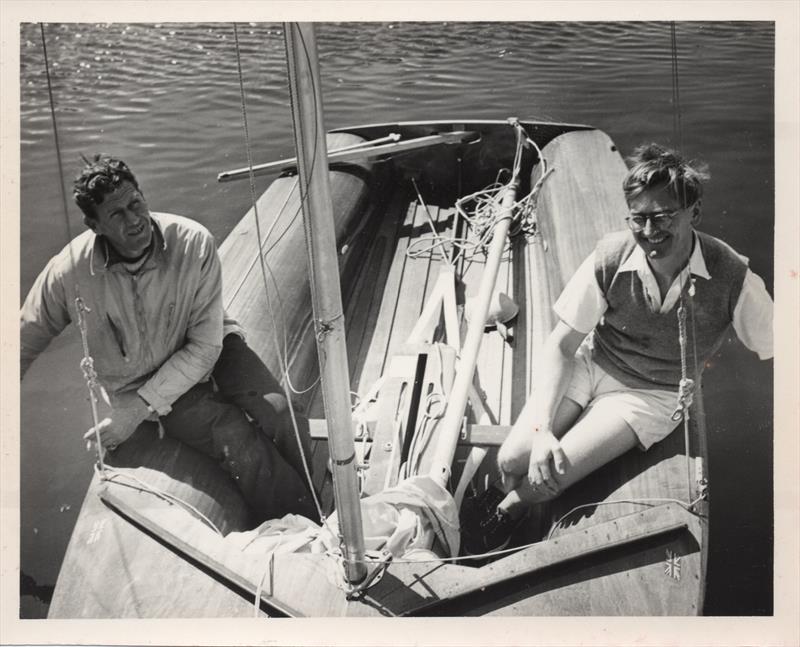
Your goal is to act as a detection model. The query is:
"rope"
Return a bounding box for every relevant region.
[308,495,708,567]
[671,275,696,423]
[668,24,705,504]
[410,178,453,268]
[232,22,327,527]
[545,495,707,543]
[253,534,284,617]
[668,274,699,503]
[436,120,553,264]
[40,23,108,474]
[97,464,224,536]
[76,300,108,472]
[670,22,684,152]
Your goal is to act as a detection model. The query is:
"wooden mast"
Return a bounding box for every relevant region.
[283,22,367,584]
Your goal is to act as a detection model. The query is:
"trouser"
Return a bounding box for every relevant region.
[211,333,314,482]
[160,335,317,524]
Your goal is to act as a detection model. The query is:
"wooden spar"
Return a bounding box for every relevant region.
[428,175,520,487]
[217,131,471,182]
[217,133,399,182]
[284,22,367,584]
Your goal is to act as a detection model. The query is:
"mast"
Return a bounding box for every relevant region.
[283,22,367,584]
[427,180,518,487]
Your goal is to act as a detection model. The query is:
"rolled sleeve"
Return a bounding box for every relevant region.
[553,251,608,334]
[138,235,224,415]
[732,269,773,359]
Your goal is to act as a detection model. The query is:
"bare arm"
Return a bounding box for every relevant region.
[515,320,587,492]
[532,320,587,438]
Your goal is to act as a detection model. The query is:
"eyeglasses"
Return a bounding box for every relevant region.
[625,208,682,232]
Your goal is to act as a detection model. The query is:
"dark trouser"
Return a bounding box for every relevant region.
[160,335,317,524]
[212,333,314,482]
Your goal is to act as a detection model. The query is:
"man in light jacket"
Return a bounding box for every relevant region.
[21,155,316,523]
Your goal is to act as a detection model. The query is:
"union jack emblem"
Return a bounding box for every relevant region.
[665,549,681,580]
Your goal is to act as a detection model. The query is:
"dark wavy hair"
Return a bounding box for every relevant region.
[622,143,709,208]
[73,155,143,220]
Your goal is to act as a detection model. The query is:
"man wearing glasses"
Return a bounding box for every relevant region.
[463,142,774,554]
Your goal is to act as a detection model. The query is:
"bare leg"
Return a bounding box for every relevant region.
[499,399,639,519]
[497,395,583,493]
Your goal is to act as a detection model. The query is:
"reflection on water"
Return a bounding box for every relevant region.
[19,21,774,617]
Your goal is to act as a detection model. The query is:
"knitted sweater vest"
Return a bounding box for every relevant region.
[591,230,747,389]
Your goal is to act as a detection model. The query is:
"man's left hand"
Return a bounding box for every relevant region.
[83,394,151,452]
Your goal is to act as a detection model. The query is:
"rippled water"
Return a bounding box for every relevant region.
[18,21,774,617]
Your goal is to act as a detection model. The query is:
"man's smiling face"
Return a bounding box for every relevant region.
[89,180,153,260]
[627,184,697,267]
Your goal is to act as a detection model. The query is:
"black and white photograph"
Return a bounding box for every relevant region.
[2,2,798,646]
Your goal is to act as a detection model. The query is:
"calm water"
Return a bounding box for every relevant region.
[18,21,774,617]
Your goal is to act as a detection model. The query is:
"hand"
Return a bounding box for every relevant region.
[84,395,150,453]
[527,429,567,495]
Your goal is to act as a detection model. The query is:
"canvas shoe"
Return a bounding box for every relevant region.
[460,486,517,556]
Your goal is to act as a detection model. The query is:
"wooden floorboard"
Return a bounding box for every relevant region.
[344,195,409,393]
[380,202,440,365]
[353,197,416,393]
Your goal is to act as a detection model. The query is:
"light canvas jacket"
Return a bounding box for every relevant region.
[21,212,227,415]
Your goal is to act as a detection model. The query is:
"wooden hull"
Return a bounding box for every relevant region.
[49,121,708,618]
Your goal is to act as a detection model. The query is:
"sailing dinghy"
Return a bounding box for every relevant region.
[48,24,708,618]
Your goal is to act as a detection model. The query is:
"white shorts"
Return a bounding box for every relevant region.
[564,339,681,449]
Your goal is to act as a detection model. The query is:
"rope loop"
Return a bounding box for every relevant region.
[315,313,344,343]
[445,120,554,261]
[670,376,696,422]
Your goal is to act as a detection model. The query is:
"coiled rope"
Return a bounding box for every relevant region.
[406,119,554,265]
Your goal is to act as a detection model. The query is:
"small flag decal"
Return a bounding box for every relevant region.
[665,549,681,580]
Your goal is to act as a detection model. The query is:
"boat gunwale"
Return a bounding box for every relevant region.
[329,117,597,134]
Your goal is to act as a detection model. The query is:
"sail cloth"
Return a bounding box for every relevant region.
[222,475,460,560]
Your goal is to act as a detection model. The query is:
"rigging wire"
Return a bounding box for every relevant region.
[669,22,707,505]
[39,22,108,474]
[305,496,707,567]
[232,22,327,526]
[670,22,684,152]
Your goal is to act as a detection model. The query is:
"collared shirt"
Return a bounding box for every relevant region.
[554,232,774,359]
[21,212,238,415]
